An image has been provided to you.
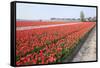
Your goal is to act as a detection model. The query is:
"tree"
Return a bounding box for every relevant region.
[88,17,92,22]
[80,11,85,22]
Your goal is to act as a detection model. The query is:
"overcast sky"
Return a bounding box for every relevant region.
[16,3,96,20]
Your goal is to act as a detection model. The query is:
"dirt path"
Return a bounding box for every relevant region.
[72,27,96,62]
[16,23,80,30]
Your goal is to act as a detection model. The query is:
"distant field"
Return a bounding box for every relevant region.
[16,21,94,27]
[16,21,67,27]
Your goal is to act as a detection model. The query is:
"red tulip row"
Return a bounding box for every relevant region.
[16,21,67,27]
[16,22,95,65]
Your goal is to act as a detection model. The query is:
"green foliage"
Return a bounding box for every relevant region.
[80,11,85,22]
[45,40,51,45]
[16,55,20,61]
[60,43,65,47]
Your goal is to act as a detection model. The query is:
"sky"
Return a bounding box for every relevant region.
[16,3,96,20]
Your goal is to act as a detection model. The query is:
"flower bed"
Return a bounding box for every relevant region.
[16,21,66,27]
[16,22,95,65]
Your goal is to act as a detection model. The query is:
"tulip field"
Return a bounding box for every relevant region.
[16,22,96,65]
[16,21,66,27]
